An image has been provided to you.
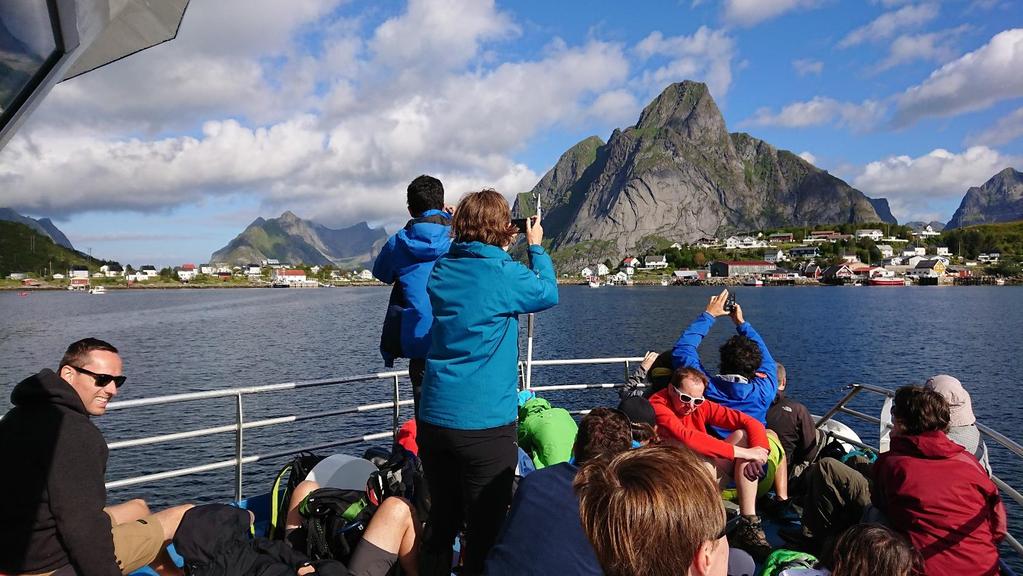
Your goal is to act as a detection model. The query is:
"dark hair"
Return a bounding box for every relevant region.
[670,366,708,390]
[407,175,444,216]
[573,408,632,464]
[60,338,118,369]
[450,189,517,247]
[644,349,675,394]
[575,444,723,576]
[830,524,922,576]
[719,335,762,379]
[893,386,950,435]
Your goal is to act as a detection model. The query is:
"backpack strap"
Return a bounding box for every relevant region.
[269,462,294,538]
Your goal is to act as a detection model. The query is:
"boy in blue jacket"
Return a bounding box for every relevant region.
[373,175,451,418]
[672,289,779,429]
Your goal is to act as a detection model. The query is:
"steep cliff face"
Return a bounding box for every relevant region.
[946,168,1023,229]
[211,212,387,266]
[531,81,895,254]
[0,208,74,249]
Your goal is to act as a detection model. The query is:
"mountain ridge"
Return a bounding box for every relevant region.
[521,80,896,256]
[211,212,388,267]
[0,208,74,250]
[946,167,1023,229]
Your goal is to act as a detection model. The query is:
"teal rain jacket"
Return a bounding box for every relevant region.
[420,242,558,430]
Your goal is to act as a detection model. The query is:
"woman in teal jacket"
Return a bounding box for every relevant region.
[417,189,558,576]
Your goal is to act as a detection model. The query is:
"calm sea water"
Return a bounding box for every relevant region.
[3,285,1023,542]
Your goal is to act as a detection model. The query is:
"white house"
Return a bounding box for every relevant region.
[100,264,123,278]
[788,246,820,259]
[51,273,65,280]
[70,266,90,279]
[855,229,883,241]
[245,264,262,276]
[904,255,926,268]
[177,264,198,281]
[621,257,640,268]
[913,225,941,238]
[763,250,788,264]
[978,252,1001,263]
[644,255,668,269]
[596,263,610,276]
[140,265,158,278]
[936,246,951,257]
[580,266,594,278]
[126,272,149,282]
[310,265,322,275]
[624,266,635,276]
[272,269,307,284]
[876,245,894,258]
[669,242,683,250]
[262,258,281,267]
[358,269,374,280]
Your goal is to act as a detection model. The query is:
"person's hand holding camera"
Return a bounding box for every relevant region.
[705,289,730,317]
[525,216,543,247]
[729,302,745,326]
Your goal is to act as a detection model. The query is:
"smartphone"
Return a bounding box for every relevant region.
[724,292,736,313]
[512,192,540,233]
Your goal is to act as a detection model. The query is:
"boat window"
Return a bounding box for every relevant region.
[0,0,62,128]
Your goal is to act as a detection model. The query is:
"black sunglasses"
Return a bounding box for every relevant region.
[70,365,127,388]
[718,513,741,539]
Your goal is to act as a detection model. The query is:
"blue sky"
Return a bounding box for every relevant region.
[1,0,1021,267]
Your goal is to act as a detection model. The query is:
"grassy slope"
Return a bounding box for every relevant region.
[0,221,109,277]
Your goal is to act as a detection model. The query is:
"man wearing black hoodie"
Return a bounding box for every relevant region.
[0,338,192,576]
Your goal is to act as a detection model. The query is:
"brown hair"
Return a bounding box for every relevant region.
[60,337,119,369]
[450,189,516,247]
[893,386,950,435]
[575,444,724,576]
[831,524,922,576]
[572,408,632,464]
[670,366,708,390]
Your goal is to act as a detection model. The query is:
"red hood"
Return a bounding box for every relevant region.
[890,430,964,459]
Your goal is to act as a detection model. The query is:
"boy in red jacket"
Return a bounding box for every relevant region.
[873,386,1006,576]
[650,366,772,559]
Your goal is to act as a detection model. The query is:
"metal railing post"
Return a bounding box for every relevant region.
[392,374,401,439]
[234,393,244,501]
[624,360,630,382]
[815,386,862,429]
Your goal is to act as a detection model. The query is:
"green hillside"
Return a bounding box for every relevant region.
[938,220,1023,259]
[0,221,110,277]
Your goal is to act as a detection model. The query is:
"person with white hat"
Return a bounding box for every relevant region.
[924,375,991,476]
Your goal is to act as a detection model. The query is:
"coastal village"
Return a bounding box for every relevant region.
[4,222,1019,292]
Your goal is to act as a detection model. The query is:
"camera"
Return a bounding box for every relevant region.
[724,292,737,313]
[512,192,541,233]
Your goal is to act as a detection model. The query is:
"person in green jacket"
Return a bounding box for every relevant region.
[518,395,578,470]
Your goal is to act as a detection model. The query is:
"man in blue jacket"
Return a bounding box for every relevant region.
[672,289,779,429]
[373,175,451,418]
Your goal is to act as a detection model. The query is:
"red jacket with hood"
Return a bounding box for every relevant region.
[872,430,1006,576]
[649,388,768,460]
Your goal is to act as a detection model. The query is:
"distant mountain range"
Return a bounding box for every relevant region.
[210,211,388,267]
[946,168,1023,229]
[0,207,74,249]
[519,81,897,256]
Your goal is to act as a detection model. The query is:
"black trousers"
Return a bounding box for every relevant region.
[409,358,426,421]
[417,420,518,576]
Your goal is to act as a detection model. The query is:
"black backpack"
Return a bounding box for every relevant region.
[296,488,378,563]
[269,452,325,540]
[365,446,430,522]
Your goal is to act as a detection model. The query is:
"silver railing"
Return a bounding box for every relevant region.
[104,357,646,500]
[814,383,1023,567]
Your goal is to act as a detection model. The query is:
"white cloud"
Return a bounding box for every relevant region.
[798,151,818,164]
[635,27,736,99]
[745,97,886,131]
[874,26,969,72]
[720,0,822,27]
[966,107,1023,147]
[892,28,1023,127]
[792,58,824,76]
[852,146,1023,220]
[0,3,630,230]
[839,3,940,48]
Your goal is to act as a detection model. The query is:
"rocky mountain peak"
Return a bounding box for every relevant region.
[946,167,1023,229]
[632,81,728,145]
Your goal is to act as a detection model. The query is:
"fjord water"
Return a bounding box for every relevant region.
[2,286,1022,510]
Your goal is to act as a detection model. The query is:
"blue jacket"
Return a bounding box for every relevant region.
[420,242,558,430]
[486,463,603,576]
[372,210,451,365]
[672,312,778,432]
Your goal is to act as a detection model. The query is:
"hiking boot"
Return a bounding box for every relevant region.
[729,515,773,561]
[761,495,801,521]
